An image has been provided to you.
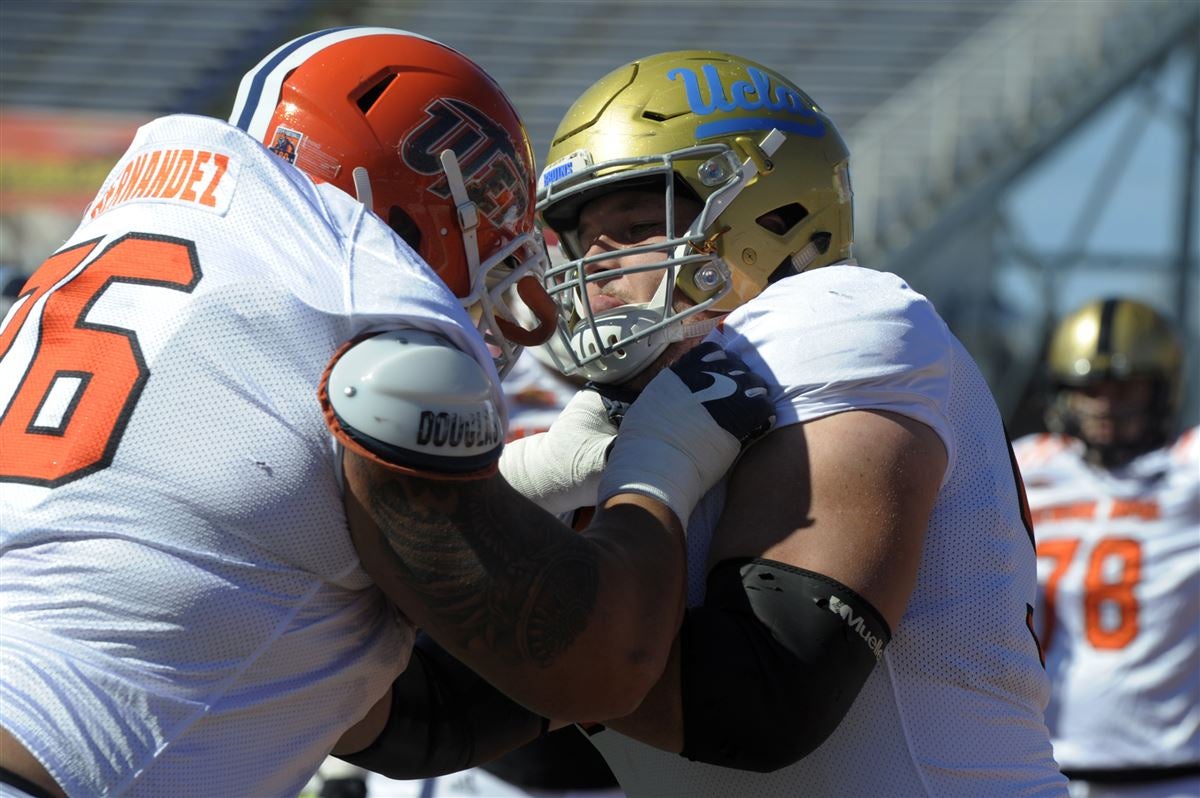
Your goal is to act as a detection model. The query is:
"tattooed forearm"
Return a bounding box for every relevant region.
[362,467,598,669]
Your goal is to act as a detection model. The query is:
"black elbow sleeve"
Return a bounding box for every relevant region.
[337,634,546,779]
[679,558,891,773]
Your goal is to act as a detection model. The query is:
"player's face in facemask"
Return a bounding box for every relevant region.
[1064,376,1155,452]
[574,189,705,311]
[570,188,730,390]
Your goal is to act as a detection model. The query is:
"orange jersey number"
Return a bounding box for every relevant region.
[1083,537,1141,649]
[1,235,200,486]
[1037,536,1142,652]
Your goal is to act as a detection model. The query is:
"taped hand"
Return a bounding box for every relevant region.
[499,388,616,516]
[599,342,775,527]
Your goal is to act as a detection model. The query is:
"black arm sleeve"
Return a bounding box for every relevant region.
[337,633,548,779]
[679,558,891,773]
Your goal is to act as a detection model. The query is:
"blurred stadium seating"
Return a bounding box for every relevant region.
[1,0,317,113]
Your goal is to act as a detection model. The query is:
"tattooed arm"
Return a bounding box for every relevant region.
[334,338,772,745]
[342,448,687,723]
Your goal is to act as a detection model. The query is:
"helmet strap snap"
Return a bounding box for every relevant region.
[351,166,373,210]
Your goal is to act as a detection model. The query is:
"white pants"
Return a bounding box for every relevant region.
[366,768,625,798]
[1067,775,1200,798]
[303,759,625,798]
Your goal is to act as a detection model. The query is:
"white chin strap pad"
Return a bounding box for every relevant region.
[321,329,504,479]
[568,304,669,384]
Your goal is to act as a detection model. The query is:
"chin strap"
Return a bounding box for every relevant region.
[790,239,822,272]
[666,315,723,343]
[440,149,481,280]
[352,166,373,211]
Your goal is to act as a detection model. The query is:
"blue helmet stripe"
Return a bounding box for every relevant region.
[230,27,355,133]
[229,26,440,141]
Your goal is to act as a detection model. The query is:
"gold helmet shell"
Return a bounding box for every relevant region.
[536,50,853,382]
[1047,298,1182,388]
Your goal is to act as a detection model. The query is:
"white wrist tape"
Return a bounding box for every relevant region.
[598,368,740,528]
[499,390,615,515]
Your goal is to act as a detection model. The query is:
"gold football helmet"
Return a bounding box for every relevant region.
[1045,298,1183,464]
[536,50,853,383]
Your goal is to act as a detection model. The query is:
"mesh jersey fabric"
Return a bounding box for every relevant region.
[589,266,1067,797]
[0,114,498,797]
[1015,428,1199,771]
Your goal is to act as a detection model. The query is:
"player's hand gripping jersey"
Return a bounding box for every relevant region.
[0,115,498,797]
[1016,429,1200,774]
[585,266,1066,797]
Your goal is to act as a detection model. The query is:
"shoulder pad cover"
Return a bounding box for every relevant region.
[320,329,504,479]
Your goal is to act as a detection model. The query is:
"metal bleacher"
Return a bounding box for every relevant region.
[7,0,1192,277]
[332,0,1014,174]
[0,0,317,114]
[0,0,1018,270]
[847,0,1199,277]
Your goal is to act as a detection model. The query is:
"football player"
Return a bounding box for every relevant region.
[1016,298,1198,798]
[0,30,773,798]
[507,50,1070,795]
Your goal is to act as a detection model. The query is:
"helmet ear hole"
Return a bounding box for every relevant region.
[388,206,422,252]
[756,203,808,236]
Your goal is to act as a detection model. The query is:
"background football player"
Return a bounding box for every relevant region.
[1016,298,1198,798]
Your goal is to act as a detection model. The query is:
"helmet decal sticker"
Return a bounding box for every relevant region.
[268,127,303,164]
[402,98,530,231]
[539,150,593,192]
[666,64,826,139]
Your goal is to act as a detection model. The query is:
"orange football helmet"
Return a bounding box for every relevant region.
[230,27,555,375]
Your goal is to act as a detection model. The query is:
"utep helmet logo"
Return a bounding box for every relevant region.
[402,98,530,231]
[268,127,303,164]
[667,64,826,140]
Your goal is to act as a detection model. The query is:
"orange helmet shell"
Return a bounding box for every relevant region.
[231,28,537,299]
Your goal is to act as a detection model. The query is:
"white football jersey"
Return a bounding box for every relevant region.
[0,115,500,797]
[588,266,1067,797]
[1015,429,1200,772]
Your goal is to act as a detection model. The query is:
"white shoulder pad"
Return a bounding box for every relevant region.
[323,329,504,477]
